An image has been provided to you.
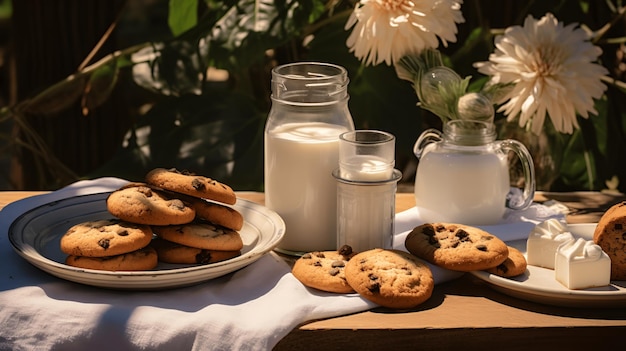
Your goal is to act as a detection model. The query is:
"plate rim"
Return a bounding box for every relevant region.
[8,192,285,288]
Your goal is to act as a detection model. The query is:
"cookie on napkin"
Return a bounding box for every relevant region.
[344,249,434,309]
[405,223,508,272]
[291,245,357,293]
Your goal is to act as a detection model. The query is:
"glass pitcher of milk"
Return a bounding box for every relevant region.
[265,62,355,255]
[413,119,535,225]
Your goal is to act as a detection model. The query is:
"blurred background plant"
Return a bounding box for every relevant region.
[0,0,625,193]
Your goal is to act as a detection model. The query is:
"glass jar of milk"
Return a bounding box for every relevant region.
[413,120,535,225]
[265,62,354,255]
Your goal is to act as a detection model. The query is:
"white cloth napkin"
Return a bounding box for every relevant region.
[0,179,566,350]
[0,178,372,351]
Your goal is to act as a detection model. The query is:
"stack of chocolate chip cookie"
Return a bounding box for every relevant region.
[60,168,244,271]
[143,168,244,265]
[60,219,158,271]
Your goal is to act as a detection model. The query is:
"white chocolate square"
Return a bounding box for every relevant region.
[555,238,611,290]
[526,219,574,269]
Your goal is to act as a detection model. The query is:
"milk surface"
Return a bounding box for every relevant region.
[339,155,393,181]
[265,122,349,252]
[414,150,509,225]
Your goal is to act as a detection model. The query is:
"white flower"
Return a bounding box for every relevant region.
[475,13,608,135]
[345,0,464,66]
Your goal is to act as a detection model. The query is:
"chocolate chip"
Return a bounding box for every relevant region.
[423,225,435,236]
[368,273,378,281]
[117,230,129,236]
[169,199,186,211]
[338,245,353,256]
[455,229,470,241]
[98,238,110,249]
[476,244,488,252]
[315,252,326,258]
[368,282,380,293]
[192,178,206,190]
[138,187,153,197]
[313,261,322,267]
[328,268,340,276]
[428,236,440,247]
[497,263,509,273]
[196,251,212,264]
[331,260,345,268]
[302,253,312,259]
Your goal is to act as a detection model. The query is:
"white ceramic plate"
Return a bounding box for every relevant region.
[470,223,626,307]
[8,192,285,290]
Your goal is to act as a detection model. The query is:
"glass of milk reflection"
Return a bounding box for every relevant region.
[334,130,402,253]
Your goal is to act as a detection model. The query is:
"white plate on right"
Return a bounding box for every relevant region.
[470,223,626,308]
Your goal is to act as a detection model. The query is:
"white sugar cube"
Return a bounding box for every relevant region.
[526,219,574,269]
[555,238,611,290]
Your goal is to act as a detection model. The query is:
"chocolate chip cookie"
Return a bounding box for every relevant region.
[106,183,196,225]
[593,201,626,280]
[484,246,527,277]
[65,246,158,271]
[344,249,434,309]
[190,197,244,231]
[151,237,241,265]
[291,245,357,293]
[405,223,508,271]
[146,168,236,205]
[60,219,153,257]
[152,221,243,251]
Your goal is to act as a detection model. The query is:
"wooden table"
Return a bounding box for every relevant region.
[2,191,626,350]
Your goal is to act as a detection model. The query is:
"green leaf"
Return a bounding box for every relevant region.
[168,0,198,36]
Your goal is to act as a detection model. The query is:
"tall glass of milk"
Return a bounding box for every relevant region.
[413,120,536,225]
[265,62,354,255]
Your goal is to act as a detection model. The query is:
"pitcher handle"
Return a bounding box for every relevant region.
[413,128,443,159]
[499,139,536,210]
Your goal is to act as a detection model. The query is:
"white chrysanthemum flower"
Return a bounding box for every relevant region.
[345,0,464,66]
[475,13,608,135]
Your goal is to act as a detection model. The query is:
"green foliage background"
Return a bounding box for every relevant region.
[3,0,626,192]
